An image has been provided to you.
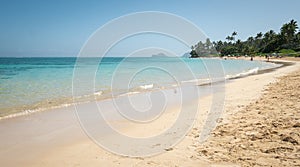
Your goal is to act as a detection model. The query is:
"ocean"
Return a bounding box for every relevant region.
[0,57,280,118]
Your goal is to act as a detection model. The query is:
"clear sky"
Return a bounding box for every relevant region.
[0,0,300,57]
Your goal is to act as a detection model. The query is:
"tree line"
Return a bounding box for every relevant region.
[190,19,300,57]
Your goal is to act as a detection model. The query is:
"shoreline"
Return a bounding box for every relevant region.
[0,58,283,121]
[0,58,299,166]
[257,61,293,75]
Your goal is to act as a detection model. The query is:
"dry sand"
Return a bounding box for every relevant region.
[196,60,300,166]
[0,58,299,167]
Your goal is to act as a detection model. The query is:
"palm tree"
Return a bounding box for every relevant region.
[205,38,212,50]
[260,30,278,53]
[265,30,276,41]
[255,32,263,40]
[296,32,300,49]
[247,36,255,48]
[279,19,299,49]
[269,30,275,35]
[289,19,298,33]
[226,36,231,42]
[235,39,243,54]
[254,32,263,52]
[280,19,298,43]
[232,31,237,42]
[226,36,234,43]
[214,40,223,53]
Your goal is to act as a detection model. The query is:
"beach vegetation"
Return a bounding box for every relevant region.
[190,19,300,58]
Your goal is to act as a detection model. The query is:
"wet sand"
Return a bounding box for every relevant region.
[0,58,299,167]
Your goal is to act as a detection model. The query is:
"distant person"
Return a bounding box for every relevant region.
[250,56,253,61]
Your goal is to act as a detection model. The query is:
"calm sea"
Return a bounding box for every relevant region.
[0,57,279,117]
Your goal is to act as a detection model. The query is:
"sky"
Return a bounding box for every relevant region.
[0,0,300,57]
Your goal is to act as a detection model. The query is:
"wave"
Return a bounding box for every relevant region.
[226,67,259,80]
[0,67,268,121]
[94,91,103,96]
[180,67,260,86]
[181,78,211,85]
[0,103,73,121]
[139,84,154,90]
[118,91,141,97]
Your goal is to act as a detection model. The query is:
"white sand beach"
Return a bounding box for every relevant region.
[0,58,299,167]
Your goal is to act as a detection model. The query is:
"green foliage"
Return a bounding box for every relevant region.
[221,45,236,56]
[190,19,300,57]
[279,49,295,54]
[294,53,300,57]
[189,38,217,57]
[189,50,198,58]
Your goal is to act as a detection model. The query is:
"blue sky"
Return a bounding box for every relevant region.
[0,0,300,57]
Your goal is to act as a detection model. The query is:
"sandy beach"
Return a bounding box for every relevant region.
[0,58,299,167]
[1,0,300,166]
[196,58,300,166]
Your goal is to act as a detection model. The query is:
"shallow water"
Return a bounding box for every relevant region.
[0,57,279,117]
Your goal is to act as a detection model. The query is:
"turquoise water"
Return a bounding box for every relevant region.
[0,57,279,117]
